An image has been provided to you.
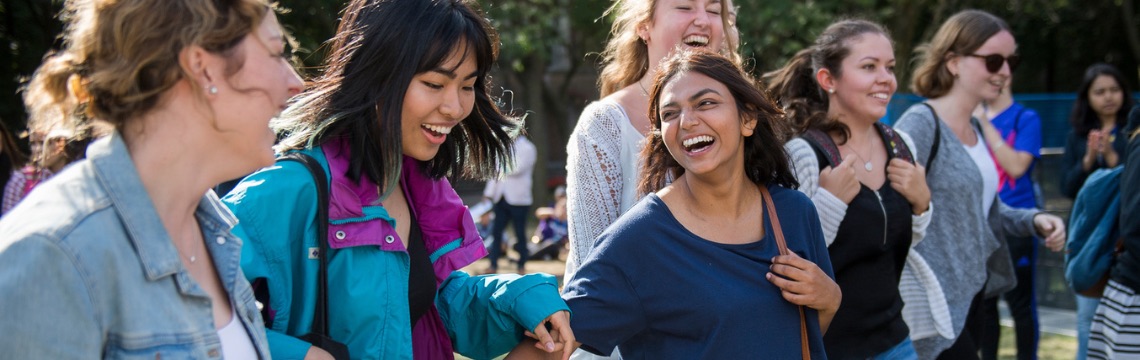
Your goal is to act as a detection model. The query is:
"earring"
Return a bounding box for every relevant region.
[207,85,218,95]
[827,88,835,94]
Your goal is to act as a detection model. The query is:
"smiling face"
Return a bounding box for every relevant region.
[657,70,754,177]
[400,44,478,161]
[952,30,1016,102]
[1088,74,1124,120]
[213,11,303,171]
[641,0,726,68]
[825,33,896,124]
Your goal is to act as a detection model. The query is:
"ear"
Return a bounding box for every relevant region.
[637,21,651,44]
[178,45,220,95]
[945,52,960,77]
[815,68,835,94]
[741,112,758,137]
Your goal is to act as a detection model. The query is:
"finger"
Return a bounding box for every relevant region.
[771,252,808,268]
[770,262,811,283]
[781,290,817,307]
[821,166,834,177]
[550,313,577,360]
[887,158,912,170]
[839,155,858,168]
[767,272,805,294]
[531,321,557,353]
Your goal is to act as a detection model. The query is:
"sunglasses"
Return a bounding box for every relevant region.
[966,53,1020,73]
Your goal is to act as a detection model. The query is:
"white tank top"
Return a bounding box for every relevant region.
[217,312,258,359]
[964,132,999,218]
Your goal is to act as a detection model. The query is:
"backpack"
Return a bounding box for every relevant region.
[799,122,916,169]
[1065,166,1125,297]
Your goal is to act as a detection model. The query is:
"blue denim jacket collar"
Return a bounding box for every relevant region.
[89,132,240,284]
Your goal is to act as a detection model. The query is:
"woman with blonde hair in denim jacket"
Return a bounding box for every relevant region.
[0,0,303,358]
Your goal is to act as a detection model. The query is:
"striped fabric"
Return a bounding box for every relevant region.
[1089,280,1140,359]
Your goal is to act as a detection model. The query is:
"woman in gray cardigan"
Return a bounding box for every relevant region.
[894,10,1066,359]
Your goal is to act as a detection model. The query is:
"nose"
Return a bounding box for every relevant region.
[439,87,462,119]
[692,8,711,27]
[284,67,303,97]
[679,109,700,129]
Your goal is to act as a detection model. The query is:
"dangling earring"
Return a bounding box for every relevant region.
[207,85,218,95]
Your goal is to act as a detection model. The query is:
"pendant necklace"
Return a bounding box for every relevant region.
[847,139,875,172]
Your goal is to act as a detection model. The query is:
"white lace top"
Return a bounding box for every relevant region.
[564,99,646,281]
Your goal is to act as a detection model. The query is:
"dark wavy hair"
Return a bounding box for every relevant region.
[1069,63,1134,138]
[639,50,798,195]
[275,0,518,190]
[763,19,890,144]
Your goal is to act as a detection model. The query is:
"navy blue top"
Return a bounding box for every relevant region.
[562,185,833,359]
[990,103,1042,209]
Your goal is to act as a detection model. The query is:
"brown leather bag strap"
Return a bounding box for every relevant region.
[760,186,810,360]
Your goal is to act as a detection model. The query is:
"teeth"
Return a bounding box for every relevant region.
[422,124,452,135]
[871,93,889,99]
[683,35,709,46]
[683,135,713,148]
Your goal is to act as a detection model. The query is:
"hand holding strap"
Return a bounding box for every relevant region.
[760,186,810,360]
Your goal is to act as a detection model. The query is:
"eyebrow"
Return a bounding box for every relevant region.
[661,88,722,108]
[859,56,895,62]
[690,88,720,101]
[430,67,479,80]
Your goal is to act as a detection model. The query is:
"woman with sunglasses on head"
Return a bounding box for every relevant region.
[1060,63,1135,360]
[0,0,303,358]
[766,19,932,360]
[512,49,839,360]
[893,9,1066,359]
[223,0,572,359]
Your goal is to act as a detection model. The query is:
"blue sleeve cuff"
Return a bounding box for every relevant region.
[497,273,571,331]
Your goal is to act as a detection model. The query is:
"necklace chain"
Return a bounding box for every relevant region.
[637,80,649,97]
[846,136,876,172]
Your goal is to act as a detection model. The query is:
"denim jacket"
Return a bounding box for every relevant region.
[224,138,568,360]
[0,132,270,359]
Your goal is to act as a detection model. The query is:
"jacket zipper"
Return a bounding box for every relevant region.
[873,190,888,246]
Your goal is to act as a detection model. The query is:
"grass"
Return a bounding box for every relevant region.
[998,325,1077,360]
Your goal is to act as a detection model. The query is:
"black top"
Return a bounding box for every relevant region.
[803,127,914,359]
[1113,106,1140,291]
[407,212,437,326]
[1062,128,1130,199]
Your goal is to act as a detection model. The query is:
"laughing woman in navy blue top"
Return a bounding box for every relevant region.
[510,50,841,359]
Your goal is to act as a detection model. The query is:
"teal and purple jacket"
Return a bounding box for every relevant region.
[224,137,567,360]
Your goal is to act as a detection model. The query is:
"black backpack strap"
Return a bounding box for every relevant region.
[875,122,916,164]
[800,129,843,169]
[277,153,332,338]
[921,103,942,175]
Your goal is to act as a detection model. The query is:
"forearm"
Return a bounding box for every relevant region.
[989,143,1033,179]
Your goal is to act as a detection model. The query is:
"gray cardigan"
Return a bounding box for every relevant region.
[894,104,1040,359]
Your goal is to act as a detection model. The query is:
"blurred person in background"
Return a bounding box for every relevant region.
[1061,62,1135,360]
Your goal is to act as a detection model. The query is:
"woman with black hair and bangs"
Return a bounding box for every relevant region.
[223,0,573,359]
